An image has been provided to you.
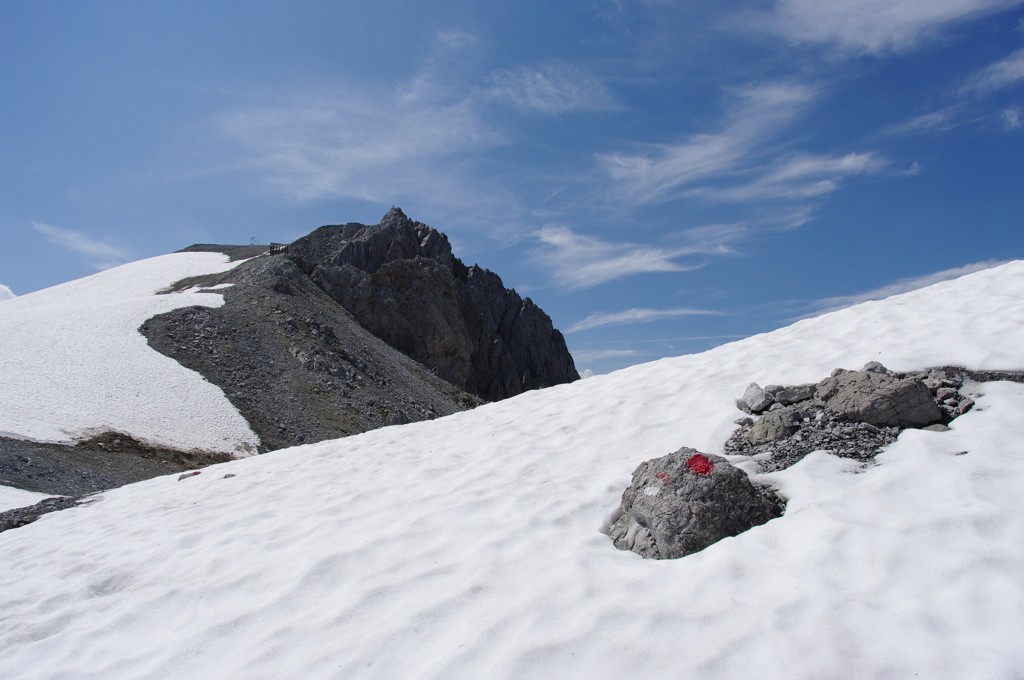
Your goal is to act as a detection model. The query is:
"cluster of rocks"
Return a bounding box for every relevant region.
[724,362,983,472]
[610,363,1024,560]
[608,447,785,559]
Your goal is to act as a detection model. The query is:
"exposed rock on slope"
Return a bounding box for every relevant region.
[142,208,576,451]
[141,254,481,452]
[287,207,579,401]
[725,363,1022,472]
[609,447,785,559]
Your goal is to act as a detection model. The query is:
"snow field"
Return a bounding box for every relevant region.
[0,260,1023,678]
[0,253,260,454]
[0,485,53,512]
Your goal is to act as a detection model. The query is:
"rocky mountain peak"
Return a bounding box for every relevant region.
[286,209,578,401]
[287,207,455,276]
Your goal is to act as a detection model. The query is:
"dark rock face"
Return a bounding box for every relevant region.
[141,254,482,452]
[609,447,785,559]
[287,207,579,401]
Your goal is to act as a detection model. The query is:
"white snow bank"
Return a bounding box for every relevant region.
[0,485,52,512]
[1,260,1022,679]
[0,284,15,301]
[0,253,260,454]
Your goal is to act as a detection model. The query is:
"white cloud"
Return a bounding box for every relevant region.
[960,47,1024,94]
[567,307,721,333]
[0,284,15,301]
[484,63,619,114]
[597,83,817,204]
[1003,106,1023,128]
[208,30,524,232]
[690,152,888,202]
[570,348,641,362]
[531,226,714,289]
[32,222,133,270]
[886,106,967,136]
[806,260,1010,315]
[754,0,1024,54]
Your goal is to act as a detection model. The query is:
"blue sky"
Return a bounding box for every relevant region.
[2,0,1023,375]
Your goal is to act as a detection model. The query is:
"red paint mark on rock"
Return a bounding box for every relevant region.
[687,454,714,475]
[655,471,671,484]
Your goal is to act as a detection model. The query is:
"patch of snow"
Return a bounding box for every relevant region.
[0,253,260,455]
[0,485,52,512]
[0,284,15,301]
[0,260,1023,679]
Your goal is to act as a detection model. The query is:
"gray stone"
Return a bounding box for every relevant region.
[773,383,817,405]
[747,406,802,445]
[608,447,785,559]
[742,382,774,413]
[861,361,891,374]
[814,371,941,428]
[923,424,950,432]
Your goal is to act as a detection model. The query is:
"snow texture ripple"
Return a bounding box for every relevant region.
[1,260,1023,679]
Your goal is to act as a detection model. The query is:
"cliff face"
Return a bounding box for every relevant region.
[288,207,579,401]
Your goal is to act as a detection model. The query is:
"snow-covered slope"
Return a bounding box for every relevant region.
[2,261,1023,679]
[0,253,260,454]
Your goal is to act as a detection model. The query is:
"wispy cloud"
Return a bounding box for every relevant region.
[567,307,722,333]
[0,284,15,301]
[751,0,1024,55]
[570,348,641,362]
[960,47,1024,94]
[217,92,503,204]
[884,106,968,136]
[207,35,620,235]
[597,83,816,204]
[206,30,525,234]
[689,151,888,202]
[1003,106,1023,128]
[483,63,619,115]
[885,47,1024,137]
[531,225,734,289]
[32,222,133,270]
[805,260,1009,316]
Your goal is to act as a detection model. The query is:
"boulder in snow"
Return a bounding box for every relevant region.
[609,447,785,559]
[814,370,941,428]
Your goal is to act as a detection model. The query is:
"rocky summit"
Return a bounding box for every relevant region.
[144,208,578,452]
[287,207,579,401]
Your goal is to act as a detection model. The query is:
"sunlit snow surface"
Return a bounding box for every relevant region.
[2,261,1024,679]
[0,486,52,512]
[0,253,260,454]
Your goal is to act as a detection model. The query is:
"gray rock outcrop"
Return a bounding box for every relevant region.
[142,253,482,452]
[608,447,785,559]
[814,370,941,428]
[724,363,1010,472]
[139,208,577,452]
[287,207,579,401]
